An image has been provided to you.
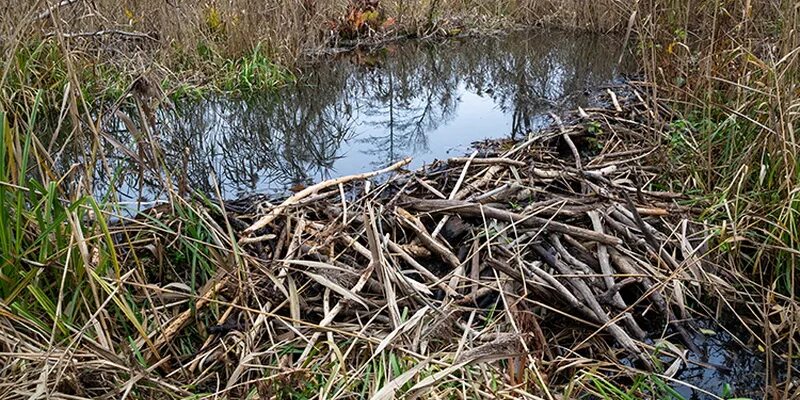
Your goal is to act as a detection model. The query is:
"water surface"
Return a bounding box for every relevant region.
[98,30,633,200]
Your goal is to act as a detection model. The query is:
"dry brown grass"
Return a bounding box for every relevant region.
[1,0,630,68]
[1,0,799,398]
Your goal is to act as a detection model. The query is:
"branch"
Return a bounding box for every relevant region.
[47,29,158,41]
[241,157,411,237]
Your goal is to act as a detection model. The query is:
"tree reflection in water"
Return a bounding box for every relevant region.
[99,29,632,200]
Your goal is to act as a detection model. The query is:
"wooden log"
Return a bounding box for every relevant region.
[401,198,622,245]
[242,157,411,237]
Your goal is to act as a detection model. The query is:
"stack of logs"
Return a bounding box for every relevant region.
[148,85,718,391]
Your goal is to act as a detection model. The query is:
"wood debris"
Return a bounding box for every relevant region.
[140,85,722,395]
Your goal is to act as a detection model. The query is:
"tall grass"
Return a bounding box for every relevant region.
[631,4,798,395]
[0,103,245,397]
[0,0,798,398]
[0,1,630,107]
[0,99,136,344]
[634,0,799,294]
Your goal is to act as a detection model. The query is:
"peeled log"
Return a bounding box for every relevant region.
[401,197,622,245]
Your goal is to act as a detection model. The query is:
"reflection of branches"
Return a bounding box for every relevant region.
[461,30,629,137]
[76,30,630,200]
[356,43,460,166]
[157,75,356,195]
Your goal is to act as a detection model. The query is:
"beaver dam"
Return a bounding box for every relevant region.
[73,85,772,399]
[1,31,792,400]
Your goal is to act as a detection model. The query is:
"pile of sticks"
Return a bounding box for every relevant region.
[148,85,718,394]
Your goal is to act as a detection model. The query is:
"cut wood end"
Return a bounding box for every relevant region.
[240,157,413,237]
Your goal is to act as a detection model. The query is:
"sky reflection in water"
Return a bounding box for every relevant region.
[103,30,632,200]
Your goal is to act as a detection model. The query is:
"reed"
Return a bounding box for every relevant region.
[0,0,798,398]
[632,3,798,395]
[635,0,799,294]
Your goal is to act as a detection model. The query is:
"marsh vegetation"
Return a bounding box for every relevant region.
[0,0,797,399]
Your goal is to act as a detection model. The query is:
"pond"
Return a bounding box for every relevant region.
[95,29,633,202]
[81,29,773,399]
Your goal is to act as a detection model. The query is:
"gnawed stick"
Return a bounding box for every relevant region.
[241,157,411,238]
[295,211,382,365]
[402,198,622,245]
[448,133,551,202]
[472,183,521,203]
[395,206,461,268]
[147,271,229,363]
[431,151,477,238]
[532,244,653,370]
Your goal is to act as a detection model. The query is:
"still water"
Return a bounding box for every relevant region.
[98,29,632,201]
[671,319,774,400]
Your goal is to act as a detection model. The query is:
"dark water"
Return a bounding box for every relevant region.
[671,319,777,400]
[95,30,633,202]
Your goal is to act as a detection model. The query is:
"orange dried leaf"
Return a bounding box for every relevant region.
[381,17,396,29]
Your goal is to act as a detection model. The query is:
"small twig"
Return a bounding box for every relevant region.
[47,29,158,41]
[37,0,79,20]
[242,157,411,237]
